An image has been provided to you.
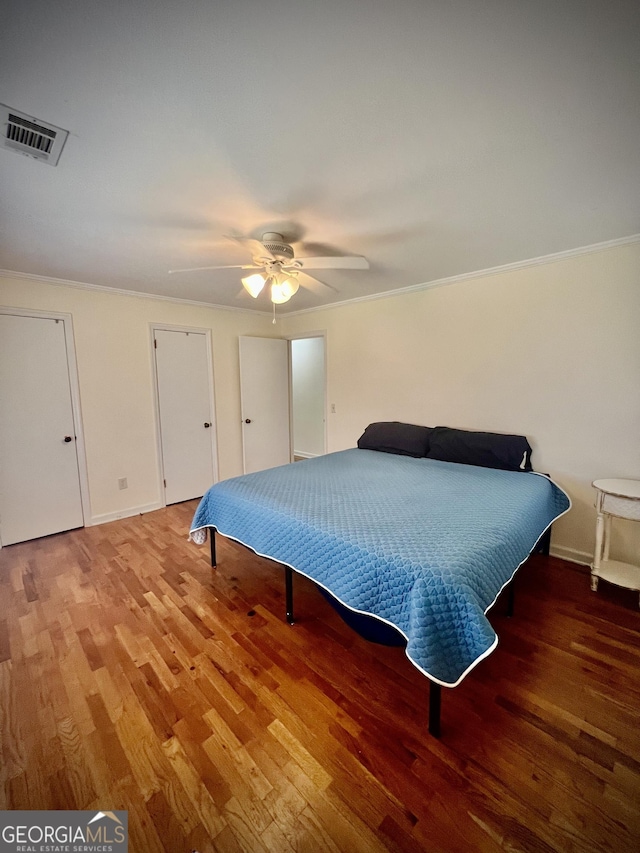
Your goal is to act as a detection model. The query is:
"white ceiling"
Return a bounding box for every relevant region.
[1,0,639,314]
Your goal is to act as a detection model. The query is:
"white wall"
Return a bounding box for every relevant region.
[0,274,272,524]
[282,241,640,565]
[291,336,325,458]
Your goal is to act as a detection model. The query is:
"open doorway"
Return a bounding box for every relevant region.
[290,334,326,460]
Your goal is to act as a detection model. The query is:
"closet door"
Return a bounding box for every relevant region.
[153,328,216,504]
[0,313,84,545]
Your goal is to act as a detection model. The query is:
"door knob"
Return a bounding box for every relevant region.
[204,422,211,428]
[244,418,252,424]
[64,435,73,443]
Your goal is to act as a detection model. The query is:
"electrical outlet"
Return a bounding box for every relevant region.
[118,477,128,490]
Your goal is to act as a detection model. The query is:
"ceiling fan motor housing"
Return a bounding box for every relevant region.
[261,232,294,262]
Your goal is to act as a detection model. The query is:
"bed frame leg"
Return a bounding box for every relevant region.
[285,566,295,624]
[210,529,217,568]
[429,682,441,738]
[506,580,514,618]
[537,527,551,556]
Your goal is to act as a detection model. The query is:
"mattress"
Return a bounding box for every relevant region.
[190,449,570,686]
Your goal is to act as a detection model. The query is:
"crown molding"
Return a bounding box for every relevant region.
[283,233,640,318]
[0,269,272,317]
[2,232,638,319]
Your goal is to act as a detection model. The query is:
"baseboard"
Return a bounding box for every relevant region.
[89,501,164,527]
[293,451,318,459]
[549,543,591,567]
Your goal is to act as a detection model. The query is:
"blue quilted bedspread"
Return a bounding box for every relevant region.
[190,449,570,686]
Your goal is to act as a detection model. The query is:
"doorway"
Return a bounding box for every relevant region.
[290,334,326,460]
[237,334,327,474]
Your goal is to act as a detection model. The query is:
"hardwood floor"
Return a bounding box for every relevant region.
[1,502,639,852]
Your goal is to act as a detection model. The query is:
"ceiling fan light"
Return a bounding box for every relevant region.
[278,275,300,299]
[241,273,266,298]
[270,281,292,304]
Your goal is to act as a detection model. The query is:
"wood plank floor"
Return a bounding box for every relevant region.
[1,502,639,852]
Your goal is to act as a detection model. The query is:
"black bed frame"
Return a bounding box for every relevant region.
[208,525,552,738]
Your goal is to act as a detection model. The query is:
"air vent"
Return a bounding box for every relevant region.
[1,104,69,166]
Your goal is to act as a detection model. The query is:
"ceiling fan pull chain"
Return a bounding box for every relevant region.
[272,302,277,324]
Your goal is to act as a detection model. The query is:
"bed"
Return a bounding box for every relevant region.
[190,423,570,736]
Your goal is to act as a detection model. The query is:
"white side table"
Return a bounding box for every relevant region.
[591,479,640,607]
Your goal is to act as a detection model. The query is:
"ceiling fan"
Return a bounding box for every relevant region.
[169,232,369,304]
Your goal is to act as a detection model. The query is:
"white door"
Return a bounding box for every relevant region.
[0,313,84,545]
[239,336,290,474]
[154,329,215,504]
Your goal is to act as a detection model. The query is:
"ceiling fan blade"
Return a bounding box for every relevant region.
[296,271,338,295]
[168,264,259,274]
[224,235,275,261]
[294,255,369,270]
